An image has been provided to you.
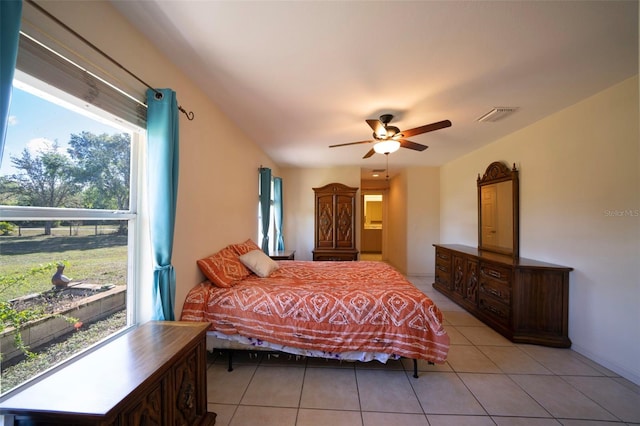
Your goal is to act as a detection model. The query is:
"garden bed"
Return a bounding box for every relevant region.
[9,283,116,314]
[1,284,126,365]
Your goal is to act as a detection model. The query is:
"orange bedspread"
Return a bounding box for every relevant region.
[181,261,449,363]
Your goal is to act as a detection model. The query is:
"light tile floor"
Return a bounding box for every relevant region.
[206,276,640,425]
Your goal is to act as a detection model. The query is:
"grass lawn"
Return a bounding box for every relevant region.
[0,233,127,302]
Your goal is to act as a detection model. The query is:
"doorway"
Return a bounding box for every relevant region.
[362,193,384,259]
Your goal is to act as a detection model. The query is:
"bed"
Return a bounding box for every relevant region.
[180,240,450,376]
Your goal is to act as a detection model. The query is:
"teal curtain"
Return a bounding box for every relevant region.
[1,0,22,164]
[274,176,285,250]
[259,167,271,253]
[146,88,179,321]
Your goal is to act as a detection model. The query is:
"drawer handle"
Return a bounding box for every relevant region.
[487,270,502,279]
[486,305,506,317]
[487,288,502,298]
[437,265,447,272]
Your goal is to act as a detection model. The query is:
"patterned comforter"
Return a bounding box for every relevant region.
[181,261,449,363]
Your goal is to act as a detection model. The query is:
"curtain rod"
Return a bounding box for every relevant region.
[25,0,195,121]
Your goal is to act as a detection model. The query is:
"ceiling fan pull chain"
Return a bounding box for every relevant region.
[385,153,390,181]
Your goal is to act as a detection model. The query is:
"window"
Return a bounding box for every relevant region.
[0,74,144,394]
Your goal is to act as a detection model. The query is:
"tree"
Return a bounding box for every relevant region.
[3,133,131,234]
[68,132,130,234]
[8,144,81,234]
[0,176,20,205]
[68,132,130,209]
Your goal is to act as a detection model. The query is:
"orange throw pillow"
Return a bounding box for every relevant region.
[231,238,262,256]
[197,246,251,288]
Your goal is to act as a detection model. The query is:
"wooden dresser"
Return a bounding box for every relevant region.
[0,321,216,425]
[433,244,572,348]
[312,182,359,261]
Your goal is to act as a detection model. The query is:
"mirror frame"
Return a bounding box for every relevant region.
[477,161,519,259]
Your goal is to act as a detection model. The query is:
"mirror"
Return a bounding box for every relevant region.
[478,161,519,258]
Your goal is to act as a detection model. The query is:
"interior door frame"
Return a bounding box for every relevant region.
[361,190,388,259]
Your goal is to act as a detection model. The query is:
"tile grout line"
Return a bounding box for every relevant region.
[354,367,364,426]
[555,374,625,423]
[294,360,309,425]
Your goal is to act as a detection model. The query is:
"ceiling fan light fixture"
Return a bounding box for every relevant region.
[373,140,401,154]
[386,126,400,138]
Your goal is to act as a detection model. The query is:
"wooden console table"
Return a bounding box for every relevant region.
[0,321,216,425]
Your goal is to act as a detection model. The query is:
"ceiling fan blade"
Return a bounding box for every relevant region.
[401,119,452,138]
[366,119,385,137]
[363,148,376,159]
[329,140,374,148]
[399,139,428,151]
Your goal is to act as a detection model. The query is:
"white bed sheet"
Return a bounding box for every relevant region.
[206,331,401,363]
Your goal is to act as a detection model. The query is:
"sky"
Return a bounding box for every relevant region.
[1,83,127,176]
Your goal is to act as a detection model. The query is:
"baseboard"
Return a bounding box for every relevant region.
[571,343,640,386]
[406,273,435,279]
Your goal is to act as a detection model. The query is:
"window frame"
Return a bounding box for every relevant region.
[0,1,151,398]
[0,75,147,393]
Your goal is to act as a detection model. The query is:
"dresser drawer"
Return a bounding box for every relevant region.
[435,248,451,287]
[479,294,510,326]
[479,277,511,305]
[480,262,511,284]
[435,257,451,274]
[435,268,451,288]
[435,248,452,265]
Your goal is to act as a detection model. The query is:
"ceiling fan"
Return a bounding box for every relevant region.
[329,114,452,159]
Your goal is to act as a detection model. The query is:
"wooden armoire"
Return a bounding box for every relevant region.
[312,183,359,261]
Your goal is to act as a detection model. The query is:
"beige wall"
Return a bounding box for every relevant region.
[280,167,361,261]
[384,167,440,275]
[44,2,279,320]
[387,171,408,272]
[440,76,640,384]
[406,167,440,276]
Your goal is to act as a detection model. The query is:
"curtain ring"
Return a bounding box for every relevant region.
[154,91,164,100]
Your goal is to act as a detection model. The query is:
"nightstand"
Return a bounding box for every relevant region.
[269,250,295,260]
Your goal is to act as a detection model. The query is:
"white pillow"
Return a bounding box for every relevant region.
[239,249,280,278]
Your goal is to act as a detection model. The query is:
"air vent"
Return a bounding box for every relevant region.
[477,107,519,123]
[372,169,386,173]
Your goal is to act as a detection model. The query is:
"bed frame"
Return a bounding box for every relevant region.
[233,349,420,378]
[208,335,425,378]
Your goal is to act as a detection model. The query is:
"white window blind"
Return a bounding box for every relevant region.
[17,1,148,128]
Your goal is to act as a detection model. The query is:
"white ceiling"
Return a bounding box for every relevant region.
[112,1,638,178]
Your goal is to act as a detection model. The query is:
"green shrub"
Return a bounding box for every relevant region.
[0,263,78,359]
[0,222,16,236]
